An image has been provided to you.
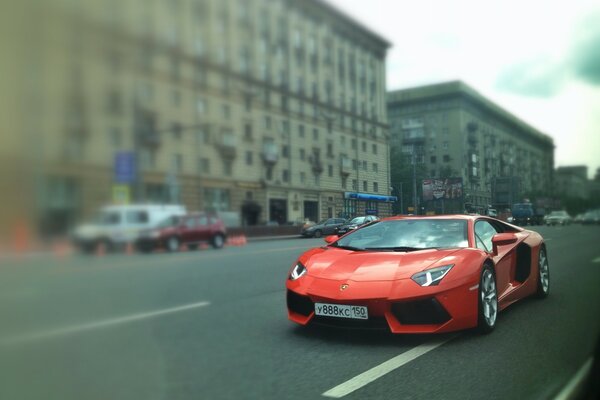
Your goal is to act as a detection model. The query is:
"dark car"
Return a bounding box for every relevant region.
[300,218,346,238]
[136,213,227,252]
[334,215,379,235]
[511,203,540,225]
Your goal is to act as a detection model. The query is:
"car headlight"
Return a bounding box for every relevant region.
[411,265,454,286]
[289,262,307,280]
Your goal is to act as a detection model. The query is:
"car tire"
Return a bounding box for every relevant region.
[211,234,225,249]
[313,230,322,238]
[167,236,180,252]
[477,264,498,334]
[536,246,550,298]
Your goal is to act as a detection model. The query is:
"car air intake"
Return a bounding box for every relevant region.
[287,290,313,316]
[391,298,451,325]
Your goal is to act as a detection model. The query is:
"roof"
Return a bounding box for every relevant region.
[387,80,554,148]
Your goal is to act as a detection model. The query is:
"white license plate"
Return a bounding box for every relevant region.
[314,303,368,320]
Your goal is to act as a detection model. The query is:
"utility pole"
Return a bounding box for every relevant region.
[412,150,418,215]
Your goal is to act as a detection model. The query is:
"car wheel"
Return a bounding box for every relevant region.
[536,246,550,298]
[313,230,322,238]
[211,234,225,249]
[477,264,498,334]
[167,236,180,252]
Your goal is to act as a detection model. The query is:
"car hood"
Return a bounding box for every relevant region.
[301,247,464,282]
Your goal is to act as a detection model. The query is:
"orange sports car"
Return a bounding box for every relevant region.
[286,215,549,334]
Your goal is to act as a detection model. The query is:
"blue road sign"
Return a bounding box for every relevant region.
[114,152,136,183]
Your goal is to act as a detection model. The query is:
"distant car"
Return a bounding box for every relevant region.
[545,211,572,226]
[573,213,585,224]
[486,208,498,218]
[582,210,600,225]
[287,215,549,334]
[511,203,538,225]
[136,213,227,252]
[335,215,379,235]
[73,204,187,253]
[300,218,347,238]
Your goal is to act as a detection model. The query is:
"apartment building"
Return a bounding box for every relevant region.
[2,0,393,238]
[387,81,554,214]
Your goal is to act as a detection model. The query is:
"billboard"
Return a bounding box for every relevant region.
[422,178,463,201]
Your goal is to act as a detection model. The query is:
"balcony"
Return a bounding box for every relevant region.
[262,141,279,165]
[340,157,352,176]
[217,130,237,159]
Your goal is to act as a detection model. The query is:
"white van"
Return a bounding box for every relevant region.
[73,204,186,252]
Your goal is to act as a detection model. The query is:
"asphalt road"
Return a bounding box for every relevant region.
[1,225,599,400]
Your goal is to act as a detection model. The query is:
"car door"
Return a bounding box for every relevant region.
[196,215,210,242]
[323,219,338,235]
[474,220,513,300]
[180,217,197,244]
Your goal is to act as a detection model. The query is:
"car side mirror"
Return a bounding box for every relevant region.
[324,235,339,244]
[491,233,518,255]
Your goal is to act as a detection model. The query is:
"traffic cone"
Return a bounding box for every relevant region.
[239,235,247,246]
[126,242,134,255]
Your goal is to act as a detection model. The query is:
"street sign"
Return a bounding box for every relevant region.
[112,184,131,204]
[114,152,136,183]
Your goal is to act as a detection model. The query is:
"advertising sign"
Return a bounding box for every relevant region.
[422,178,463,201]
[112,184,131,204]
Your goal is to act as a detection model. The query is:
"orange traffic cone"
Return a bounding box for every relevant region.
[96,242,106,256]
[126,242,134,255]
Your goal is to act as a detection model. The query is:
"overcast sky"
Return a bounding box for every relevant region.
[326,0,600,179]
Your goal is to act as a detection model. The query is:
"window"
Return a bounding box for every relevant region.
[363,180,368,192]
[351,138,357,150]
[173,154,183,172]
[298,124,305,137]
[244,123,253,140]
[362,160,367,171]
[223,160,232,176]
[328,164,333,177]
[126,210,149,224]
[327,143,333,157]
[373,182,379,192]
[313,129,319,140]
[245,151,253,165]
[352,179,358,191]
[431,156,437,163]
[372,144,378,154]
[282,169,290,182]
[265,116,272,129]
[372,163,378,172]
[362,141,367,152]
[299,149,305,160]
[199,158,210,173]
[474,220,498,252]
[443,141,449,150]
[443,155,450,162]
[282,145,289,158]
[300,172,306,183]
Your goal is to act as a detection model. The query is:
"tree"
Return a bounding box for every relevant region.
[389,146,428,215]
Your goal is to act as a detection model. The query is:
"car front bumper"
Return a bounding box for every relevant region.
[286,275,479,334]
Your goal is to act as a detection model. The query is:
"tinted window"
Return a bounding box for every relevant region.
[198,216,208,226]
[474,220,498,252]
[97,211,121,225]
[126,211,149,224]
[184,218,196,228]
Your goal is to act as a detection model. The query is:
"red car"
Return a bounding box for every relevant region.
[286,215,549,334]
[136,213,227,252]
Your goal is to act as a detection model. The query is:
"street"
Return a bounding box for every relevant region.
[1,225,599,400]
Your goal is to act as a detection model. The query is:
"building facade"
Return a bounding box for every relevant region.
[2,0,394,239]
[554,166,590,200]
[387,81,554,214]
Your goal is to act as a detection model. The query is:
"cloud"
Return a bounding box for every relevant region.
[570,11,600,85]
[496,8,600,97]
[495,57,566,97]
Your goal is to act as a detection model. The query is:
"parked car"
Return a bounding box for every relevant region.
[582,210,600,225]
[300,218,347,238]
[486,208,498,218]
[136,213,227,252]
[72,204,186,253]
[545,210,572,226]
[334,215,379,235]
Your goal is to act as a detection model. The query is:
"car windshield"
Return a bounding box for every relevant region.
[157,215,180,228]
[350,217,366,224]
[334,219,469,251]
[512,204,532,211]
[549,211,567,217]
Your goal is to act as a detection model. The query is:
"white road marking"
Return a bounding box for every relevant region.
[592,257,600,263]
[322,336,456,398]
[0,300,210,346]
[554,357,594,400]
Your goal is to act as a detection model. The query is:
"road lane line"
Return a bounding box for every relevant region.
[592,257,600,263]
[554,357,594,400]
[0,300,210,346]
[322,336,456,398]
